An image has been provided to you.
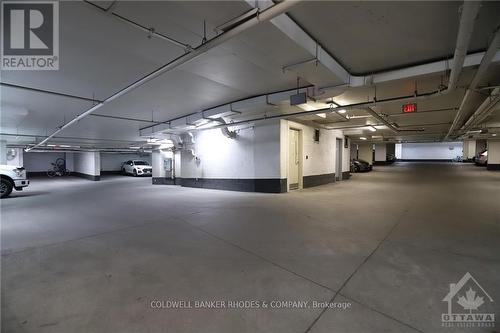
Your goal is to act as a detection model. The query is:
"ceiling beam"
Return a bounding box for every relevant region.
[25,0,302,151]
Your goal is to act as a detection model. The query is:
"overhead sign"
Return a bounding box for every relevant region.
[402,103,417,113]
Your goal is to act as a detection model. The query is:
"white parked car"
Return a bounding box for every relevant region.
[121,160,152,176]
[0,164,30,198]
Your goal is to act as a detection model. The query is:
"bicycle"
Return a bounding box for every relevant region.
[47,158,71,177]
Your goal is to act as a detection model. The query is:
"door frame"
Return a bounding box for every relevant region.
[287,127,303,191]
[336,137,343,181]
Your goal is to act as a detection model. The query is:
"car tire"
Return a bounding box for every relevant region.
[0,178,13,199]
[133,169,137,177]
[122,168,126,175]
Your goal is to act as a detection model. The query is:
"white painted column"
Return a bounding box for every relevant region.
[73,151,100,181]
[358,144,374,165]
[463,140,476,160]
[486,140,500,171]
[374,143,387,163]
[0,140,7,164]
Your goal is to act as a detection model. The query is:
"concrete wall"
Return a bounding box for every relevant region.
[100,153,151,171]
[5,148,23,166]
[374,143,387,162]
[487,140,500,170]
[280,120,350,188]
[74,152,100,180]
[401,142,463,160]
[24,152,67,172]
[181,120,281,179]
[358,144,373,165]
[463,140,476,160]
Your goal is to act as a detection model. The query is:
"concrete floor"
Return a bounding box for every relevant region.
[1,163,499,333]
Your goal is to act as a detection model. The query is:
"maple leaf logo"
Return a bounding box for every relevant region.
[457,288,484,312]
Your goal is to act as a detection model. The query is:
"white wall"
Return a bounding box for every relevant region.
[280,120,349,179]
[74,152,100,176]
[401,142,463,160]
[100,153,151,171]
[181,120,281,179]
[463,140,476,159]
[358,144,373,165]
[5,148,23,166]
[24,152,67,172]
[374,143,387,162]
[487,140,500,165]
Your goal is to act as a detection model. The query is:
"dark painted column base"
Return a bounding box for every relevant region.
[373,161,389,165]
[303,173,335,188]
[73,172,100,181]
[152,177,176,185]
[342,171,351,179]
[486,164,500,171]
[180,178,287,193]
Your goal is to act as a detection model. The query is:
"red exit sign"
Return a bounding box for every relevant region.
[402,103,417,113]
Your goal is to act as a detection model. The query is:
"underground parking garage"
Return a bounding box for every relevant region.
[1,1,500,332]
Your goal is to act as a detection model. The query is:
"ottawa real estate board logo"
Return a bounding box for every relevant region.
[442,272,495,328]
[1,1,59,70]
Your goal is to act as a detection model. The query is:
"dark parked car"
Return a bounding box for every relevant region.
[351,159,373,172]
[386,153,396,164]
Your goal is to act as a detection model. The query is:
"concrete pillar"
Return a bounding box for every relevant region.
[0,140,7,164]
[73,151,100,181]
[358,144,373,165]
[463,140,476,161]
[152,149,175,184]
[374,143,387,164]
[486,140,500,171]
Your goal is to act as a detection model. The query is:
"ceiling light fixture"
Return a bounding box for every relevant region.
[368,126,377,132]
[316,113,326,118]
[359,137,367,140]
[337,109,347,114]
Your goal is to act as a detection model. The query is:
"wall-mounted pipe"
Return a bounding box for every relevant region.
[446,1,481,92]
[25,0,301,152]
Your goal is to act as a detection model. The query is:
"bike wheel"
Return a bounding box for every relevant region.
[64,169,71,176]
[47,170,57,177]
[55,158,65,167]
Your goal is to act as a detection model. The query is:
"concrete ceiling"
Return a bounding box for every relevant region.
[288,1,500,75]
[1,0,500,149]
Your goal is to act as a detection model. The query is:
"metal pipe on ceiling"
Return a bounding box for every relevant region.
[461,87,500,130]
[83,0,191,50]
[177,89,448,133]
[446,1,481,92]
[444,27,500,140]
[0,82,103,103]
[25,0,302,152]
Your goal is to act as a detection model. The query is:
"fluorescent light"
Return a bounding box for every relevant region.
[316,113,326,118]
[368,126,377,132]
[337,109,347,114]
[129,146,140,149]
[492,133,497,137]
[60,145,71,148]
[147,138,159,143]
[47,144,56,147]
[359,137,367,140]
